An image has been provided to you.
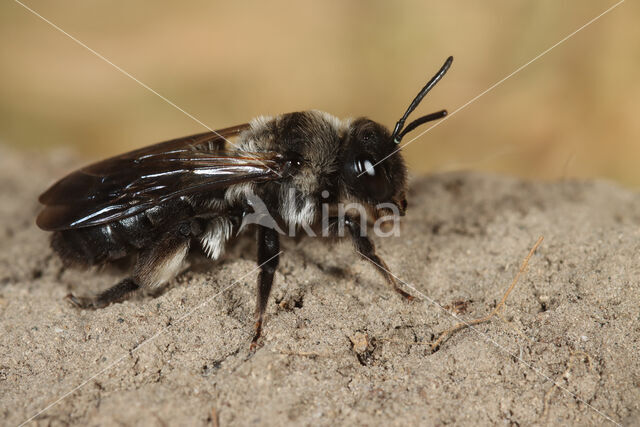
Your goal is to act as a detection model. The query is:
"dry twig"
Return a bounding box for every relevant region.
[210,407,219,427]
[431,236,544,352]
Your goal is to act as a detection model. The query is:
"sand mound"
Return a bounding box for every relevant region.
[1,147,638,425]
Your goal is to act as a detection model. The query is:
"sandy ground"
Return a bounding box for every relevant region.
[1,145,639,426]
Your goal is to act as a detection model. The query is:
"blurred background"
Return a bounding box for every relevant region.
[1,1,638,188]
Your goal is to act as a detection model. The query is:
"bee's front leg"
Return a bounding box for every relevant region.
[250,225,280,351]
[329,216,414,301]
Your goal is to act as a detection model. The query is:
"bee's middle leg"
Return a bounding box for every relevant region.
[250,225,280,351]
[67,225,192,309]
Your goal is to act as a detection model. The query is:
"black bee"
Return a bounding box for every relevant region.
[37,57,453,348]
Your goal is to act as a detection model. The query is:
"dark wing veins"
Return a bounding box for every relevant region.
[37,125,286,231]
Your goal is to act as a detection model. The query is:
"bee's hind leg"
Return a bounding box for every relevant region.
[66,226,191,309]
[66,278,139,309]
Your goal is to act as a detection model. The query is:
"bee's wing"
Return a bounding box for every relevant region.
[37,125,286,231]
[112,123,250,159]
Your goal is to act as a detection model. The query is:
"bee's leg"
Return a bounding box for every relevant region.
[67,227,191,309]
[330,216,414,301]
[250,225,280,351]
[66,278,139,309]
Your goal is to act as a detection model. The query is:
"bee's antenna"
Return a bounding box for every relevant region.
[397,109,447,141]
[391,56,453,144]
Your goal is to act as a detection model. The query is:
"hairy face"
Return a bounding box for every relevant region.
[341,118,408,214]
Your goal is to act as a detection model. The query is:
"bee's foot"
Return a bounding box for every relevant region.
[248,320,265,353]
[64,293,97,309]
[246,338,264,360]
[395,288,415,302]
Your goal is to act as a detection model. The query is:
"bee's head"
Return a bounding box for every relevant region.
[341,119,408,214]
[341,56,453,217]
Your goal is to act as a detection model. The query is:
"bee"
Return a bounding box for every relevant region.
[37,56,453,348]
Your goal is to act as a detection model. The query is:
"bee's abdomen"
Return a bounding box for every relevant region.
[52,223,130,267]
[51,200,194,267]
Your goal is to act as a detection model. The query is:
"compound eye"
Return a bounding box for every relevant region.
[351,158,392,200]
[353,158,375,176]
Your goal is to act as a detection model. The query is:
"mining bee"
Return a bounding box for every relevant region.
[37,56,453,348]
